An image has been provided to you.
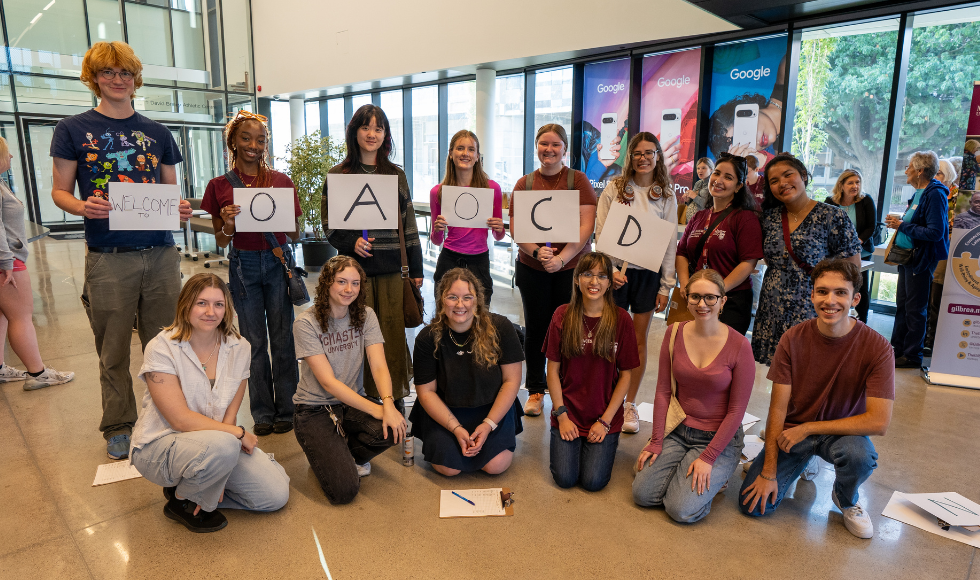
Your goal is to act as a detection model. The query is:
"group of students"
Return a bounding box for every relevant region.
[44,41,906,538]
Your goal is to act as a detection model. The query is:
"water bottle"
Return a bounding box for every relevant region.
[402,429,415,466]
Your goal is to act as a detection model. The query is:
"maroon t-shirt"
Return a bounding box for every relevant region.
[201,168,301,251]
[677,207,764,292]
[543,305,640,436]
[768,319,895,429]
[746,178,765,208]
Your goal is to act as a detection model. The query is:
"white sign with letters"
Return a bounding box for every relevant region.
[108,182,181,231]
[512,190,580,244]
[441,186,494,228]
[327,174,399,230]
[595,201,676,273]
[233,188,295,232]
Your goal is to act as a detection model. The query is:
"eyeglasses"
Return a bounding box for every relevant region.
[687,293,722,305]
[99,69,134,81]
[578,273,609,282]
[631,151,658,159]
[445,294,475,304]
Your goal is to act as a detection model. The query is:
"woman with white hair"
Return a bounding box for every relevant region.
[924,159,958,355]
[825,169,876,322]
[884,151,949,368]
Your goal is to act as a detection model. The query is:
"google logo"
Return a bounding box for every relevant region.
[730,66,771,81]
[657,76,691,87]
[597,82,626,94]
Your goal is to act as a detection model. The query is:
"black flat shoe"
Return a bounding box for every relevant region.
[895,356,922,369]
[163,496,227,533]
[253,423,274,436]
[163,486,176,501]
[272,421,293,434]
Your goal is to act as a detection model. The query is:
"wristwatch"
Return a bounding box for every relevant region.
[551,405,567,418]
[532,247,539,260]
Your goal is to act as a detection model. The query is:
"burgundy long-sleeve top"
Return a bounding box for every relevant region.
[644,322,755,465]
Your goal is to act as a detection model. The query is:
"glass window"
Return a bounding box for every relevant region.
[447,81,476,137]
[185,127,226,198]
[533,66,573,169]
[0,76,14,114]
[412,86,439,201]
[380,90,404,166]
[87,0,125,44]
[793,21,899,203]
[221,0,252,91]
[125,4,174,68]
[171,9,207,87]
[351,94,371,114]
[226,93,254,118]
[6,0,89,76]
[204,0,224,90]
[494,74,524,194]
[270,100,291,170]
[134,86,224,123]
[305,101,320,136]
[327,98,344,142]
[0,120,30,209]
[13,75,94,115]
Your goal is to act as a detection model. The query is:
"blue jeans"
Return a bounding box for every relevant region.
[228,247,298,424]
[891,262,936,362]
[632,425,744,523]
[549,427,620,492]
[739,434,878,516]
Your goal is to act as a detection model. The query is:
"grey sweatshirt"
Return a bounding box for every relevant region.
[0,180,28,271]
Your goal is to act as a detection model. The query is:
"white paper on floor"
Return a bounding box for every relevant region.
[92,461,143,486]
[635,403,762,432]
[882,491,980,547]
[741,412,761,430]
[739,435,765,464]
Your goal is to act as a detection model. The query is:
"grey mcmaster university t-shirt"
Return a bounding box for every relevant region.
[292,307,384,406]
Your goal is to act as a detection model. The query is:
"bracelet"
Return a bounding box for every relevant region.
[557,255,565,269]
[451,425,465,434]
[596,418,611,433]
[221,224,235,237]
[483,417,498,431]
[236,425,246,440]
[380,395,393,403]
[758,473,777,482]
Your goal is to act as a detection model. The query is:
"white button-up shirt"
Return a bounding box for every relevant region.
[131,330,251,452]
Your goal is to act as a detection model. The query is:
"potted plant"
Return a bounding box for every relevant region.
[281,130,345,269]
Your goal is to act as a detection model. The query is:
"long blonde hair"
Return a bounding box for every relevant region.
[165,273,240,343]
[831,169,866,204]
[561,253,619,362]
[429,268,500,368]
[441,130,489,192]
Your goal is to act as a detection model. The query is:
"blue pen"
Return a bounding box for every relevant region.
[452,491,476,506]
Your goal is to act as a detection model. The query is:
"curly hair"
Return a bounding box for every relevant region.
[225,110,273,188]
[313,256,367,333]
[429,268,500,368]
[165,273,240,343]
[80,41,144,99]
[561,252,619,362]
[613,132,672,204]
[761,153,811,211]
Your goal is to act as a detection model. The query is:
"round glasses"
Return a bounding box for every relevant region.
[99,69,134,81]
[687,293,721,306]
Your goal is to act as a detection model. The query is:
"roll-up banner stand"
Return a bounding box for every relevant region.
[580,58,631,194]
[925,81,980,390]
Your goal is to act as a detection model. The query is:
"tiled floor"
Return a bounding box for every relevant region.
[1,236,978,579]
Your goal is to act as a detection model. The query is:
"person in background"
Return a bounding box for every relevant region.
[633,269,753,523]
[509,124,597,418]
[50,41,191,460]
[952,191,980,230]
[745,153,765,209]
[683,157,714,222]
[824,169,876,323]
[430,130,505,305]
[595,133,676,434]
[884,151,948,369]
[322,104,423,412]
[130,274,290,533]
[204,110,301,436]
[0,136,74,391]
[960,140,979,191]
[545,252,639,491]
[925,159,958,356]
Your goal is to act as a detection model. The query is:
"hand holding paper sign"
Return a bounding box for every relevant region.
[327,174,399,231]
[512,190,581,244]
[233,188,296,232]
[108,182,181,231]
[595,202,675,273]
[441,186,494,228]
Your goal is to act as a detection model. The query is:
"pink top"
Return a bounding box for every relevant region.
[645,322,755,465]
[429,180,505,254]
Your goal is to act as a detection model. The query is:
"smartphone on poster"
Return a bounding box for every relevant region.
[599,113,618,160]
[660,109,682,149]
[732,104,759,149]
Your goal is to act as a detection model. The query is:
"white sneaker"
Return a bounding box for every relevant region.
[800,457,820,481]
[356,462,371,477]
[23,368,75,391]
[0,364,28,382]
[622,402,640,434]
[832,491,874,539]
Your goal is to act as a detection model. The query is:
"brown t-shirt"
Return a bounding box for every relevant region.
[508,168,597,272]
[767,319,895,429]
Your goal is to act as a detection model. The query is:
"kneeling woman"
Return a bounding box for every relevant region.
[544,252,640,491]
[292,256,407,504]
[632,269,754,523]
[410,268,525,475]
[130,274,290,533]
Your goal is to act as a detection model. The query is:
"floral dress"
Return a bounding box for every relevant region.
[751,203,862,365]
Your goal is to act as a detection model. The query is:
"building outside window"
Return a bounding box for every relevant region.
[327,98,345,142]
[380,90,404,167]
[447,81,476,138]
[533,66,574,169]
[412,86,439,201]
[494,74,525,194]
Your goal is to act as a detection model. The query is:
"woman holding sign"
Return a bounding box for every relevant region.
[595,132,676,434]
[509,124,598,418]
[430,130,505,304]
[676,153,763,336]
[204,110,302,436]
[322,105,423,411]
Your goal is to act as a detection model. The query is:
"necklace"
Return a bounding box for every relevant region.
[788,199,813,223]
[583,316,599,339]
[448,328,470,356]
[200,335,219,372]
[237,169,257,187]
[360,163,378,174]
[540,167,565,190]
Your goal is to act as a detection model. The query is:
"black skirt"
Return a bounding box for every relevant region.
[409,399,523,472]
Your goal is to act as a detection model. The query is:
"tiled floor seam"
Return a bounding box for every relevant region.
[965,549,976,580]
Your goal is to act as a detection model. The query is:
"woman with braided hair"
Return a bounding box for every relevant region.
[202,110,302,436]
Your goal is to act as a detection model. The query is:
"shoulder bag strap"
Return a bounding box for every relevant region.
[567,167,575,189]
[781,209,813,276]
[397,208,410,279]
[526,171,534,190]
[689,206,735,275]
[668,322,680,398]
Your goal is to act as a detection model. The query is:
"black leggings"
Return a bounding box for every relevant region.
[434,248,494,305]
[514,261,574,395]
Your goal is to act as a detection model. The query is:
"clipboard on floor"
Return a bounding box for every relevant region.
[439,488,515,518]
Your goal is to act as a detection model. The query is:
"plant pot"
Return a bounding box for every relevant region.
[301,240,337,270]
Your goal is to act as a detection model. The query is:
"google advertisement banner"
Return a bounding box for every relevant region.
[580,58,631,193]
[926,81,980,390]
[706,34,788,166]
[639,48,702,197]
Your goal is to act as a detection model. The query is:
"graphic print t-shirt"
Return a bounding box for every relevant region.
[292,307,384,406]
[50,109,182,247]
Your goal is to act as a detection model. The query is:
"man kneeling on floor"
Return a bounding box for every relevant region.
[739,259,894,539]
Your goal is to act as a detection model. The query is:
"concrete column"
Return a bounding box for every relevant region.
[289,97,305,144]
[475,68,496,178]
